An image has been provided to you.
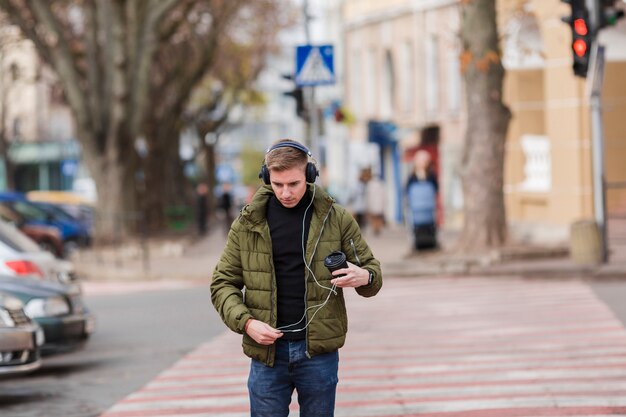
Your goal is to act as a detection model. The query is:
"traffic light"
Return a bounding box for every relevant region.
[284,87,307,120]
[597,0,625,30]
[282,74,308,121]
[562,0,593,77]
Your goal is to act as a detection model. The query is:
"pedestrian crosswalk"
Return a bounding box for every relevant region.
[99,277,626,417]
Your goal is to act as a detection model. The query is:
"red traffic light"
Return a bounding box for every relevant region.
[573,39,588,57]
[573,18,588,35]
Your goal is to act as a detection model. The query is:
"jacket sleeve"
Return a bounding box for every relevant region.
[210,223,253,334]
[338,206,382,298]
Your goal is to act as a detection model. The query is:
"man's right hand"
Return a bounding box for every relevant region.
[245,319,283,345]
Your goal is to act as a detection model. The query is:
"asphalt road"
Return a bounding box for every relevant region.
[0,279,625,417]
[0,285,224,417]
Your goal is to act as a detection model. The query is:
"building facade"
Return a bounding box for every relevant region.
[0,26,82,193]
[343,0,464,227]
[342,0,626,243]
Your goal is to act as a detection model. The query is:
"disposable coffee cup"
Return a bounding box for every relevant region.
[324,251,348,276]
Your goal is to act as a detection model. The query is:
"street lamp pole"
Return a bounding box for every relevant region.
[302,0,320,160]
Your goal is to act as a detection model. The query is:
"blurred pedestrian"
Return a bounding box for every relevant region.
[219,183,234,235]
[406,150,438,251]
[210,139,382,416]
[196,183,209,236]
[366,173,386,236]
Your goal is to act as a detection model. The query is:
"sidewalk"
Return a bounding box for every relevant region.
[72,223,626,283]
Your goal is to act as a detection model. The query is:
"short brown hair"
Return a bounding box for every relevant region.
[265,139,308,173]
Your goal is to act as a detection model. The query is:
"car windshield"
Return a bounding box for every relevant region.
[0,220,42,253]
[9,201,52,222]
[36,203,76,222]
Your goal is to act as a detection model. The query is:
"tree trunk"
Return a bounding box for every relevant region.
[87,152,133,244]
[143,123,190,234]
[203,141,218,221]
[458,0,512,251]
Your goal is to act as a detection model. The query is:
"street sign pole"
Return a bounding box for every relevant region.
[587,42,608,263]
[302,0,320,159]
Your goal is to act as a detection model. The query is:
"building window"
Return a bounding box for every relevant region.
[380,49,395,119]
[503,10,544,70]
[12,117,21,141]
[9,62,20,81]
[365,48,376,116]
[446,47,461,114]
[400,41,414,113]
[425,35,439,115]
[351,49,362,118]
[519,134,551,192]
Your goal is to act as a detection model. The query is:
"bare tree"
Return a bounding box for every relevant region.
[0,0,287,240]
[141,0,290,231]
[458,0,512,251]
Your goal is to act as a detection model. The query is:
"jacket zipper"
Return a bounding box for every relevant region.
[267,231,276,365]
[305,262,311,359]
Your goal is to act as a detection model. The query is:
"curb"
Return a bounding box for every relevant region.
[382,260,626,280]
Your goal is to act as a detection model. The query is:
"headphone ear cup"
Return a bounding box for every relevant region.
[259,165,271,185]
[306,162,319,183]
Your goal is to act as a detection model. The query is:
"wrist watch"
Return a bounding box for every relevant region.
[367,270,374,286]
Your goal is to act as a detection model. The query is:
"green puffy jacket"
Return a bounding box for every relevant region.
[210,184,382,366]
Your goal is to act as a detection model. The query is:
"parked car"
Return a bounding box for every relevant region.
[0,203,64,257]
[0,276,95,355]
[0,291,44,376]
[0,219,81,291]
[29,201,93,247]
[0,192,91,257]
[26,190,95,233]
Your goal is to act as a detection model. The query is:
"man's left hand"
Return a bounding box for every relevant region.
[330,262,370,288]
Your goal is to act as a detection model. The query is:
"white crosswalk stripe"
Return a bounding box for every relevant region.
[100,277,626,417]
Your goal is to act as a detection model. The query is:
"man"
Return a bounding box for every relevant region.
[210,139,382,416]
[406,149,439,251]
[219,182,234,235]
[195,182,209,235]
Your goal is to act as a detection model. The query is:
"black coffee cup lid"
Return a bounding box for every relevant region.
[324,251,346,268]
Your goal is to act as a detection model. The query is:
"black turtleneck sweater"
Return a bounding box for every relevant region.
[266,190,313,340]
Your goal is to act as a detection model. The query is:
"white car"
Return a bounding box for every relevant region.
[0,220,81,292]
[0,291,43,376]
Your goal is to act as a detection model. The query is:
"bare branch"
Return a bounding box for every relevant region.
[158,0,196,43]
[107,0,129,158]
[26,0,91,132]
[128,0,179,136]
[84,0,102,137]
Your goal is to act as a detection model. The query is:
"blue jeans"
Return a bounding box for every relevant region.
[248,339,339,417]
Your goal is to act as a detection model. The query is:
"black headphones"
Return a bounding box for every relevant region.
[259,141,319,185]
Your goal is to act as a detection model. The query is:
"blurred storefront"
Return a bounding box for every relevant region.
[8,140,80,191]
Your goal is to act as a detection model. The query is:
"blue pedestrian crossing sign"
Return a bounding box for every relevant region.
[295,44,335,87]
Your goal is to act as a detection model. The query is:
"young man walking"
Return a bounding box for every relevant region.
[210,139,382,416]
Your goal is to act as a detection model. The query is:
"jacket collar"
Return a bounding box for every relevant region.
[240,184,334,230]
